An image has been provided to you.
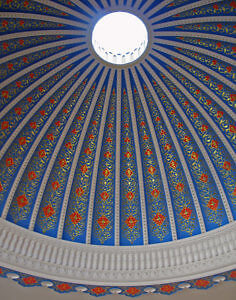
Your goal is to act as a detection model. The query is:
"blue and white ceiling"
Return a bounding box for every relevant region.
[0,0,235,246]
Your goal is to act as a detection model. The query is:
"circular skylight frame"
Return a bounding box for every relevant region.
[91,12,148,65]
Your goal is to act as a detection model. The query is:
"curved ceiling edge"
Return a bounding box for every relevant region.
[0,218,235,286]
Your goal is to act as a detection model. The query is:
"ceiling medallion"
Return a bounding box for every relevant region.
[92,12,148,65]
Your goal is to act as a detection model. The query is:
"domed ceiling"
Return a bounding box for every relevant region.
[0,0,235,289]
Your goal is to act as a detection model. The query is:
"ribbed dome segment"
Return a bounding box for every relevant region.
[0,0,235,247]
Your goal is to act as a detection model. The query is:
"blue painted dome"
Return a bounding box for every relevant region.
[0,0,235,247]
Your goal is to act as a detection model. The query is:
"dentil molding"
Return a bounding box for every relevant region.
[0,219,235,286]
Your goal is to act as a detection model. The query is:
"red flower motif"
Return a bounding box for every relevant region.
[7,63,13,70]
[81,165,88,173]
[217,111,223,118]
[125,215,137,229]
[88,134,94,139]
[207,198,219,211]
[148,166,156,175]
[183,136,191,142]
[100,191,109,201]
[151,189,160,198]
[30,122,37,129]
[65,142,72,149]
[76,187,84,197]
[14,107,21,115]
[160,129,166,135]
[23,277,37,285]
[180,207,192,220]
[27,97,32,103]
[164,143,172,150]
[201,125,208,132]
[50,98,55,104]
[192,112,199,118]
[70,211,81,225]
[29,73,34,79]
[40,110,45,116]
[3,43,9,50]
[92,120,97,125]
[124,123,129,128]
[230,271,236,278]
[184,101,189,106]
[153,213,165,226]
[155,116,161,122]
[230,94,236,102]
[126,287,140,295]
[16,81,22,88]
[108,123,113,128]
[211,140,218,149]
[28,171,36,181]
[39,149,46,158]
[1,121,9,130]
[91,287,106,295]
[6,157,14,167]
[84,147,92,155]
[103,168,110,177]
[52,181,60,190]
[223,161,231,170]
[176,183,184,192]
[0,182,3,192]
[124,137,130,143]
[43,205,55,218]
[160,285,175,293]
[169,160,177,169]
[230,1,236,9]
[59,159,67,168]
[200,174,208,183]
[2,20,8,27]
[97,216,110,229]
[229,125,236,133]
[57,283,71,291]
[47,133,54,141]
[145,149,152,156]
[19,137,26,145]
[126,191,134,201]
[191,152,198,160]
[177,123,183,128]
[226,66,232,73]
[104,151,111,158]
[63,108,68,114]
[195,279,210,288]
[126,168,133,178]
[206,99,212,105]
[124,151,132,158]
[143,134,149,140]
[106,137,112,143]
[17,195,28,208]
[55,121,61,127]
[140,121,145,127]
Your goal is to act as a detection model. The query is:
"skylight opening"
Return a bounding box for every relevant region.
[92,12,148,65]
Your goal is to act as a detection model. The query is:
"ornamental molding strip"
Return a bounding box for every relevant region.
[0,219,235,286]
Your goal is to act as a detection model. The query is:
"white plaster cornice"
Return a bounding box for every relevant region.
[0,219,235,286]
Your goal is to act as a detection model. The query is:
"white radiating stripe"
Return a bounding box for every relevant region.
[0,30,84,42]
[153,16,236,29]
[0,44,87,89]
[1,56,94,219]
[115,69,121,245]
[34,0,94,20]
[138,0,155,14]
[153,44,235,89]
[100,0,110,9]
[143,60,234,222]
[0,37,86,65]
[150,50,236,133]
[139,63,206,234]
[86,0,101,11]
[131,67,177,240]
[133,0,143,10]
[29,63,100,230]
[57,68,109,239]
[144,0,172,17]
[124,69,149,245]
[153,37,236,67]
[150,0,221,23]
[0,50,90,122]
[0,54,91,158]
[0,12,86,28]
[155,31,236,45]
[86,69,115,244]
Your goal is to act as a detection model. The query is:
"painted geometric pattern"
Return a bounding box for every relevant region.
[0,0,235,246]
